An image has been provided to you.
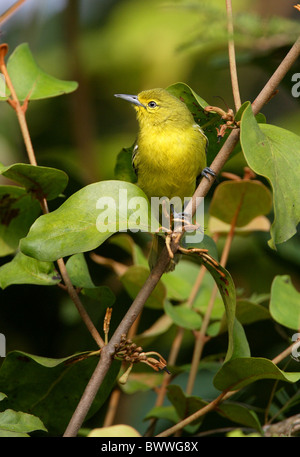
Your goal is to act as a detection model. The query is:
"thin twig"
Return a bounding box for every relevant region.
[0,0,27,25]
[156,391,228,437]
[226,0,241,110]
[63,33,300,436]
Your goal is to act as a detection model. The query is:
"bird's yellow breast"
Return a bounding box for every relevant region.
[133,123,207,202]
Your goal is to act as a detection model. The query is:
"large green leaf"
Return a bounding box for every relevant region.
[20,180,151,261]
[214,357,300,392]
[209,180,272,227]
[0,351,121,435]
[0,43,78,101]
[0,163,68,201]
[0,252,60,289]
[0,185,41,257]
[270,275,300,330]
[240,102,300,248]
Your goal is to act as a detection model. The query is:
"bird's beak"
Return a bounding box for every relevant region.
[114,93,144,107]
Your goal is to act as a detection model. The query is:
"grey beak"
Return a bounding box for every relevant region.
[114,93,144,107]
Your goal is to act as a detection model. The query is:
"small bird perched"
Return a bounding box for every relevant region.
[115,88,215,269]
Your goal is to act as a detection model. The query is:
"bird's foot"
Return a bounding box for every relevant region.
[201,167,217,180]
[172,211,199,233]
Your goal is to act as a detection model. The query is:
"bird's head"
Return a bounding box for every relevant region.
[114,88,194,128]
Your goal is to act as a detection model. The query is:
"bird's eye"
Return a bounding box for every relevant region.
[148,101,157,108]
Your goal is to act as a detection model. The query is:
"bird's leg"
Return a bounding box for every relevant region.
[172,203,199,233]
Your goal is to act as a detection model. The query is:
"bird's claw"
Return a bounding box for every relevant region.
[201,167,217,180]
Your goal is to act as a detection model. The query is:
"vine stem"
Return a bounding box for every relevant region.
[0,44,104,349]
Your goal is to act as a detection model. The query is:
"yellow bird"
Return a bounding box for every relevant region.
[115,88,215,269]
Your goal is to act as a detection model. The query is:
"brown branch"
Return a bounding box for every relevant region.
[0,0,27,26]
[226,0,242,110]
[63,33,300,436]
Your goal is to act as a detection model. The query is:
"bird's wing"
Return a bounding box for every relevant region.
[132,143,139,177]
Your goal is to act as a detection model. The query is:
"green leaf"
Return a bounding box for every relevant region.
[0,351,121,435]
[240,102,300,248]
[195,254,236,362]
[235,299,270,325]
[213,357,300,392]
[209,180,272,227]
[1,43,78,101]
[114,146,137,184]
[161,259,202,301]
[218,402,261,431]
[0,252,60,289]
[0,163,68,201]
[166,82,228,164]
[270,275,300,330]
[230,318,251,359]
[65,253,95,288]
[108,233,148,267]
[0,409,46,437]
[164,300,202,330]
[120,265,166,309]
[66,253,116,307]
[167,385,205,432]
[0,185,41,257]
[20,180,151,261]
[144,405,179,424]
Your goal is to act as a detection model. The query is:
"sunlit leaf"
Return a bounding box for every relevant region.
[270,275,300,330]
[240,102,300,248]
[0,252,60,289]
[209,180,272,227]
[20,180,151,261]
[1,43,78,101]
